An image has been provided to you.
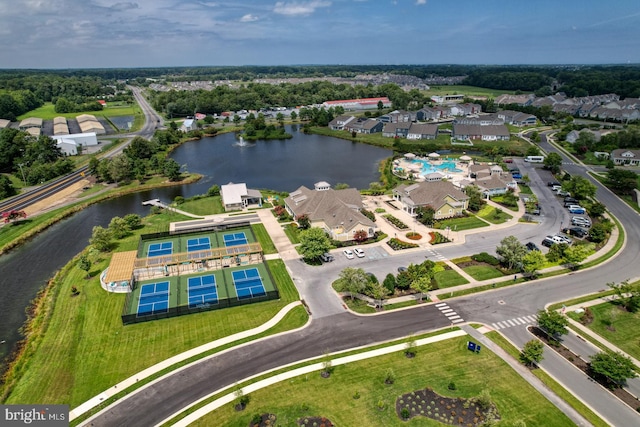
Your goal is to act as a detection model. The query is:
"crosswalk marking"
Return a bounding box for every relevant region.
[436,303,464,324]
[491,315,536,331]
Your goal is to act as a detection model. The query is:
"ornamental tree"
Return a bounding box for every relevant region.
[590,351,637,387]
[520,339,544,367]
[536,309,569,339]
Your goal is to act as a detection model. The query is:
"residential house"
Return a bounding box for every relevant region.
[344,118,384,134]
[475,175,515,199]
[565,129,601,144]
[406,123,438,140]
[220,183,263,211]
[453,113,503,126]
[378,110,414,123]
[416,106,451,121]
[611,149,640,166]
[453,124,510,141]
[19,117,43,130]
[431,94,465,104]
[497,110,537,127]
[284,185,376,242]
[450,103,482,117]
[494,94,534,106]
[328,115,356,130]
[383,122,411,138]
[181,119,195,132]
[392,181,469,218]
[0,119,11,129]
[322,97,391,110]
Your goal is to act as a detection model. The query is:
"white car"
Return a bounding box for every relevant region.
[353,248,365,258]
[343,249,355,259]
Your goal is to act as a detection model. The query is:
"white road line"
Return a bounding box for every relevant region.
[512,318,524,325]
[440,309,453,313]
[435,303,448,307]
[497,321,507,328]
[447,315,461,320]
[491,323,501,330]
[451,319,465,323]
[525,315,537,322]
[506,319,516,326]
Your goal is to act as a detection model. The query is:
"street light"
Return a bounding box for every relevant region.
[18,163,26,186]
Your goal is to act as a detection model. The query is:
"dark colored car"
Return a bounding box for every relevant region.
[504,158,514,163]
[526,242,540,251]
[547,181,561,187]
[541,237,555,248]
[562,227,588,238]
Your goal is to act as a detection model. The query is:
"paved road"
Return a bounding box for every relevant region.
[87,132,640,425]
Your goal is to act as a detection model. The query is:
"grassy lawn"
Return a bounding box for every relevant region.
[433,269,469,288]
[485,332,609,427]
[435,216,489,231]
[518,184,533,194]
[251,223,277,255]
[177,196,224,216]
[17,102,140,120]
[426,85,521,97]
[476,205,513,224]
[583,302,640,361]
[283,222,301,244]
[190,335,574,427]
[1,211,301,407]
[343,297,377,314]
[463,265,505,281]
[489,196,519,212]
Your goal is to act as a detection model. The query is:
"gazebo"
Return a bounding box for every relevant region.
[459,155,472,162]
[404,152,416,159]
[428,152,440,159]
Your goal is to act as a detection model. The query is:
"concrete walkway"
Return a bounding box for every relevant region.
[71,302,303,423]
[142,198,202,218]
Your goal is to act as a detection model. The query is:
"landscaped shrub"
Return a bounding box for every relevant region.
[429,232,451,244]
[405,231,422,240]
[471,252,501,266]
[383,214,409,229]
[386,238,419,251]
[360,208,376,222]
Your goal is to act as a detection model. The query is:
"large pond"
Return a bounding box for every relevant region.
[0,127,392,362]
[170,125,392,194]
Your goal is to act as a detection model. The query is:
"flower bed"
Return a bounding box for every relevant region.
[429,231,451,244]
[387,238,419,250]
[396,388,499,426]
[406,232,422,240]
[383,214,409,230]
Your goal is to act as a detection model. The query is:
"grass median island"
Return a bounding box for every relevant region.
[435,215,489,231]
[0,211,302,408]
[189,335,574,427]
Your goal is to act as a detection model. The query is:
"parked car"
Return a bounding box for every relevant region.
[397,266,408,273]
[512,173,522,179]
[568,207,586,214]
[556,190,571,197]
[504,158,514,163]
[353,248,365,258]
[547,181,561,187]
[526,242,540,251]
[343,249,354,259]
[320,253,334,262]
[541,236,556,247]
[571,217,592,227]
[562,227,588,238]
[526,207,541,215]
[555,234,573,244]
[551,185,562,191]
[564,199,579,207]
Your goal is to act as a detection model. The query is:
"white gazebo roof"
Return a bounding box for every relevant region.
[460,155,472,161]
[404,152,416,159]
[428,152,440,158]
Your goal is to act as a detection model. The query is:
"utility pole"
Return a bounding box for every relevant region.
[18,163,27,186]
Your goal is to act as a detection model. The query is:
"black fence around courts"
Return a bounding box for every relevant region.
[121,289,279,325]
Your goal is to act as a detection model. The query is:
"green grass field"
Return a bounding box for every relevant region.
[436,215,489,231]
[1,211,302,408]
[476,205,513,224]
[176,196,224,216]
[462,265,505,281]
[17,102,140,120]
[433,269,469,288]
[583,302,640,361]
[189,335,573,427]
[426,85,522,97]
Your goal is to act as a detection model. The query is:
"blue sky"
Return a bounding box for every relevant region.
[2,0,639,69]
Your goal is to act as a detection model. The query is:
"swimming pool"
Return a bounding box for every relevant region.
[412,159,463,175]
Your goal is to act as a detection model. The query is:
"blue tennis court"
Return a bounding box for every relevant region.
[147,241,173,257]
[232,268,266,300]
[223,232,248,247]
[187,275,218,308]
[137,282,170,316]
[187,237,211,252]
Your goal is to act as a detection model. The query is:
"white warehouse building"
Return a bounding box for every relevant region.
[53,132,98,156]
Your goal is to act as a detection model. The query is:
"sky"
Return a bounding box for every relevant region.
[2,0,640,69]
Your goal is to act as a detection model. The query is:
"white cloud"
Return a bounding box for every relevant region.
[416,0,426,5]
[240,14,259,22]
[273,1,331,17]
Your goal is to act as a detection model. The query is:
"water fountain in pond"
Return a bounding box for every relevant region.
[235,135,253,147]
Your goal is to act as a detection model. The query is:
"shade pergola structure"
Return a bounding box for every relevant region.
[459,155,472,162]
[104,251,137,291]
[404,152,416,159]
[132,242,264,281]
[428,152,440,158]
